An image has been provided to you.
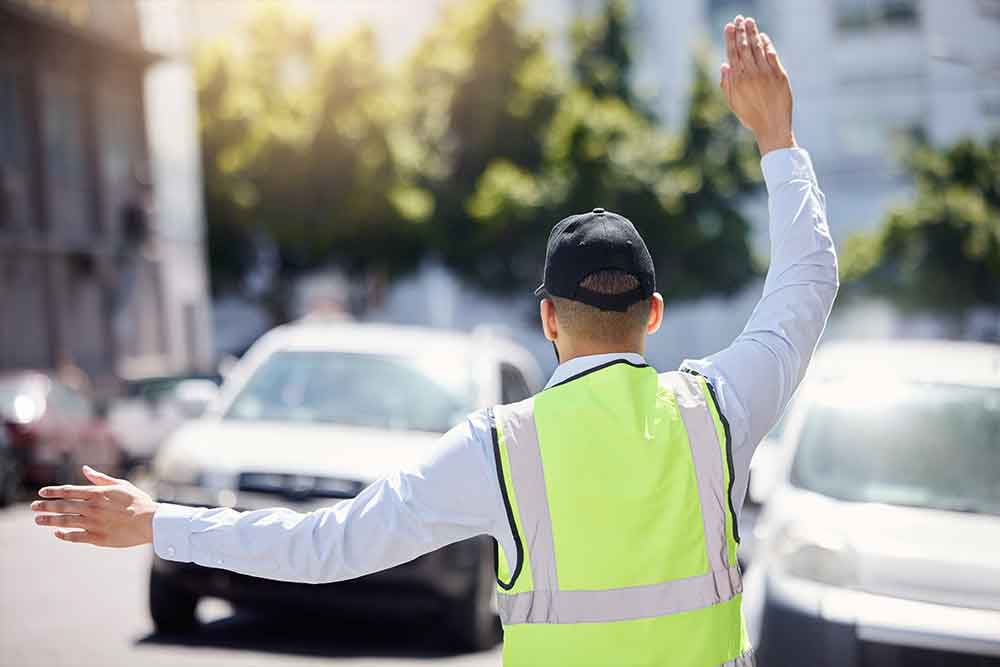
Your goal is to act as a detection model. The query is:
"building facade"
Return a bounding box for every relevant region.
[629,0,1000,244]
[0,0,213,390]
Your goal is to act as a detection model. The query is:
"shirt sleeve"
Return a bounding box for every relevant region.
[680,147,839,514]
[152,409,512,584]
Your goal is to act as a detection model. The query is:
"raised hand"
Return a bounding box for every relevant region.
[31,465,158,548]
[720,15,795,155]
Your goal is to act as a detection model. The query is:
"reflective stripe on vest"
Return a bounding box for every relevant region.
[490,363,751,666]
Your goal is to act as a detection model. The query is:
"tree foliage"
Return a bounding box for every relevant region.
[196,6,428,290]
[842,135,1000,312]
[463,2,761,297]
[196,0,761,301]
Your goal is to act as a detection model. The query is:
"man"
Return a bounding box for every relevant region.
[32,17,837,666]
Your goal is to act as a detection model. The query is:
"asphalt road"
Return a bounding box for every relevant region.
[1,501,501,667]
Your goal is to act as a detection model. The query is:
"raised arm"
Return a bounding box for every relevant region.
[681,17,839,490]
[31,412,511,585]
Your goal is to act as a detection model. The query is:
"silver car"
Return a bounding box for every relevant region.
[746,341,1000,665]
[149,321,541,650]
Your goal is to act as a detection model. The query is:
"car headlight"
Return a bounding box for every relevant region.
[155,467,237,507]
[772,523,858,588]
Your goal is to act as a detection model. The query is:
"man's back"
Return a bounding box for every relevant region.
[491,363,749,666]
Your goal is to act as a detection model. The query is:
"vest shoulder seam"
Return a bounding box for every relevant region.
[545,359,651,390]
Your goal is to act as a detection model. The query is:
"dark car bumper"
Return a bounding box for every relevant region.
[152,535,491,617]
[757,574,1000,667]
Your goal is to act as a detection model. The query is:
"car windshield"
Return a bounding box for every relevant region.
[224,350,476,433]
[790,381,1000,515]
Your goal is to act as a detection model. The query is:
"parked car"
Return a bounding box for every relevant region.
[149,321,542,649]
[108,373,222,464]
[0,422,19,506]
[0,371,124,487]
[747,341,1000,665]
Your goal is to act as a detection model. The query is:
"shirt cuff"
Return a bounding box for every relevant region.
[761,147,816,189]
[152,503,201,562]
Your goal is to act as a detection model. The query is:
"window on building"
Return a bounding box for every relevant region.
[97,78,143,238]
[835,0,919,32]
[835,111,924,165]
[41,70,90,241]
[0,63,31,232]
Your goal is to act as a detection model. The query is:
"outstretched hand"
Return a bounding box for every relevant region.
[720,15,795,155]
[32,465,158,548]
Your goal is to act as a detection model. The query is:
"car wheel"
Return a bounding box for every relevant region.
[149,568,199,634]
[444,542,500,652]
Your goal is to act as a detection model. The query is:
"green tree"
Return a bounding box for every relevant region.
[465,2,761,299]
[401,0,562,284]
[196,0,761,304]
[841,135,1000,312]
[571,0,639,108]
[196,6,431,291]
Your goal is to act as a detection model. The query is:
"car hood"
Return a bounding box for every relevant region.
[156,418,443,484]
[764,489,1000,611]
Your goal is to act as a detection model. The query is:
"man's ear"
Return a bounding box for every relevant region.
[647,292,665,335]
[540,298,559,342]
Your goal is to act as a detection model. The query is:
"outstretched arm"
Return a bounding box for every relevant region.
[31,413,512,584]
[681,16,839,511]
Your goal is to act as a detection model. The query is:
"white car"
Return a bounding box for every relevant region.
[746,341,1000,665]
[149,321,541,650]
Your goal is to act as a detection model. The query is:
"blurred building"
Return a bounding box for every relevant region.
[627,0,1000,242]
[0,0,213,390]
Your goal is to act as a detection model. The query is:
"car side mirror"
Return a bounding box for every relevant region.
[170,380,220,419]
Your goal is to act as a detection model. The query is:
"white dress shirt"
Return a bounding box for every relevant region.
[153,147,838,585]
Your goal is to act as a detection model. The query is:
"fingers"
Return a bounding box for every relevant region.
[31,499,103,516]
[55,530,102,545]
[760,32,785,77]
[724,22,738,69]
[744,18,765,70]
[35,513,95,530]
[719,62,733,104]
[734,16,749,70]
[82,465,120,487]
[39,485,104,501]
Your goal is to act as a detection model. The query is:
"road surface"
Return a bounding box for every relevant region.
[0,502,501,667]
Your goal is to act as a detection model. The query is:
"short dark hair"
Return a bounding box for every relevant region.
[550,270,652,344]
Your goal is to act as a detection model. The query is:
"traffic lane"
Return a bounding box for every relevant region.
[1,503,500,667]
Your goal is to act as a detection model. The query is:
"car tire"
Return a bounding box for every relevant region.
[149,568,199,634]
[444,543,500,652]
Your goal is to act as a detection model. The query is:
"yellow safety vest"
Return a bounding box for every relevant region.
[489,361,753,666]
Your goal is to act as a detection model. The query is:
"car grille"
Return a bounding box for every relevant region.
[237,472,366,501]
[861,641,1000,667]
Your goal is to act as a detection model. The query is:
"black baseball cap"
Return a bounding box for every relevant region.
[535,208,655,312]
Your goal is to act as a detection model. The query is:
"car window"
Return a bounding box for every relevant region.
[501,363,532,404]
[225,350,476,433]
[790,381,1000,515]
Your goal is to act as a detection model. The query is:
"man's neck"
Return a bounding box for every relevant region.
[556,343,644,365]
